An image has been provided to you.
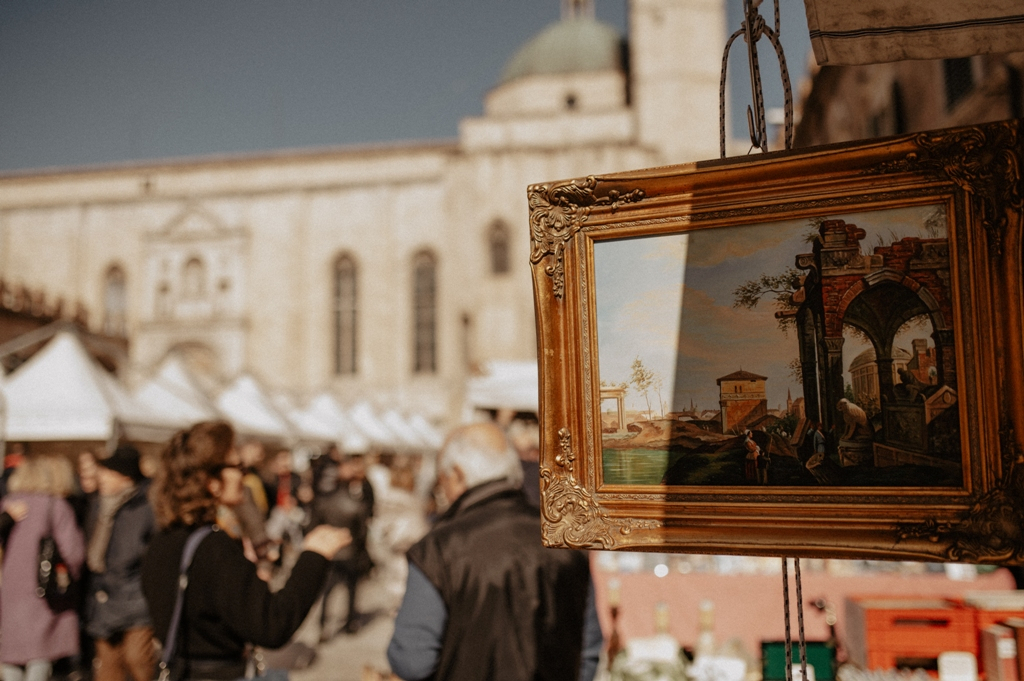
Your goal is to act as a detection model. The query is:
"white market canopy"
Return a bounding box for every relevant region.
[348,401,403,451]
[134,354,220,428]
[215,374,293,442]
[305,393,371,454]
[803,0,1024,64]
[465,360,539,415]
[271,392,338,445]
[407,413,445,451]
[381,409,429,450]
[2,331,178,443]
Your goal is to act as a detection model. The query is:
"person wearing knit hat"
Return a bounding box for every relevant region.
[95,446,145,484]
[85,444,156,681]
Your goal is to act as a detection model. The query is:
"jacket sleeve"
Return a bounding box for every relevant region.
[198,531,330,648]
[387,563,447,681]
[579,579,603,681]
[53,498,86,578]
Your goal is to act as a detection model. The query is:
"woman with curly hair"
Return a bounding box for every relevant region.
[0,454,85,681]
[142,421,349,681]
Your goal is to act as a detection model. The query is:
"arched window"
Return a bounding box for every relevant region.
[333,254,358,375]
[489,220,510,275]
[412,250,437,374]
[182,257,206,299]
[156,281,172,318]
[103,265,127,336]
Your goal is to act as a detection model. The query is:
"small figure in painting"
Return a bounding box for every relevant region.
[743,430,759,482]
[756,437,771,485]
[805,421,837,485]
[894,367,931,403]
[742,430,770,484]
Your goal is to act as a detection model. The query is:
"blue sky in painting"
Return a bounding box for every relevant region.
[594,204,947,414]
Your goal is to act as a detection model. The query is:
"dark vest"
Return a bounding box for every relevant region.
[407,480,590,681]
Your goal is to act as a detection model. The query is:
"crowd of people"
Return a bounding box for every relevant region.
[0,418,602,681]
[0,427,370,681]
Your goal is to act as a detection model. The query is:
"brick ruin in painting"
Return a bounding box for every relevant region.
[789,219,959,475]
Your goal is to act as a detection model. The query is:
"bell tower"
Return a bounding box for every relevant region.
[630,0,726,165]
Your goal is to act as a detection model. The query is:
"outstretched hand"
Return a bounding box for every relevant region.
[3,500,27,522]
[302,525,352,559]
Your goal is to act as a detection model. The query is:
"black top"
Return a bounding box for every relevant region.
[142,525,328,671]
[308,478,374,571]
[407,480,590,681]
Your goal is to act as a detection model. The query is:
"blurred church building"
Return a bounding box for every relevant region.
[0,0,725,424]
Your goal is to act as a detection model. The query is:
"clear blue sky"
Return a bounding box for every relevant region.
[0,0,810,173]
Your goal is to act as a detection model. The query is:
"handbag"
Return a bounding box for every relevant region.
[36,499,77,612]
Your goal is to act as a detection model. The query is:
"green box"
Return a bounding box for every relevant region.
[761,641,836,681]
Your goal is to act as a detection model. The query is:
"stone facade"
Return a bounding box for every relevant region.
[0,0,726,426]
[795,52,1024,147]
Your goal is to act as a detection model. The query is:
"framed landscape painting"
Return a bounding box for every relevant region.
[529,119,1024,564]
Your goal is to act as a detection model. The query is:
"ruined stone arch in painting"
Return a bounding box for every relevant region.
[794,218,958,471]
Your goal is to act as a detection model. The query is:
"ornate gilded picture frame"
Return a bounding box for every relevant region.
[529,119,1024,564]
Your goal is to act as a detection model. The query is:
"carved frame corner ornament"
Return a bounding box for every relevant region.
[540,428,661,549]
[872,121,1023,257]
[898,429,1024,563]
[528,176,645,299]
[897,483,1024,563]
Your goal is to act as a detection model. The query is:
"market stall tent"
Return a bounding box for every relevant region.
[272,392,338,446]
[215,374,293,443]
[304,393,371,455]
[348,401,402,451]
[802,0,1024,65]
[407,413,445,451]
[464,360,539,416]
[134,354,220,427]
[381,409,430,450]
[2,331,178,443]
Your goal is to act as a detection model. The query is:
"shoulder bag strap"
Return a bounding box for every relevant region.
[157,526,214,681]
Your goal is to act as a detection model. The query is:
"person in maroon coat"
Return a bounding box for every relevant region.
[141,421,349,681]
[0,455,86,681]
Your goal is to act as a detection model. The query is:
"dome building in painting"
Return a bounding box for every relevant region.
[0,0,725,426]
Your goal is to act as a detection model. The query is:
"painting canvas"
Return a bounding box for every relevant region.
[529,120,1024,562]
[595,205,962,489]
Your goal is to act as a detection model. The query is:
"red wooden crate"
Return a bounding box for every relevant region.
[847,597,977,670]
[961,592,1024,679]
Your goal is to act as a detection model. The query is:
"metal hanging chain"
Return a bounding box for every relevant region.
[718,0,795,158]
[782,557,811,681]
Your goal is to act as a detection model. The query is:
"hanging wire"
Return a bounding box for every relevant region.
[782,558,810,681]
[782,558,793,681]
[720,0,806,672]
[718,0,795,158]
[795,558,809,681]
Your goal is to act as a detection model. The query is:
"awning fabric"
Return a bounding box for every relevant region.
[134,355,219,427]
[272,393,338,445]
[464,361,539,414]
[803,0,1024,64]
[305,393,371,454]
[215,375,292,441]
[381,410,428,450]
[348,402,402,450]
[2,332,178,442]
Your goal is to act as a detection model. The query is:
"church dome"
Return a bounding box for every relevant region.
[499,17,625,85]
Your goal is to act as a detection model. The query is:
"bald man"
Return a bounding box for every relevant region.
[387,423,601,681]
